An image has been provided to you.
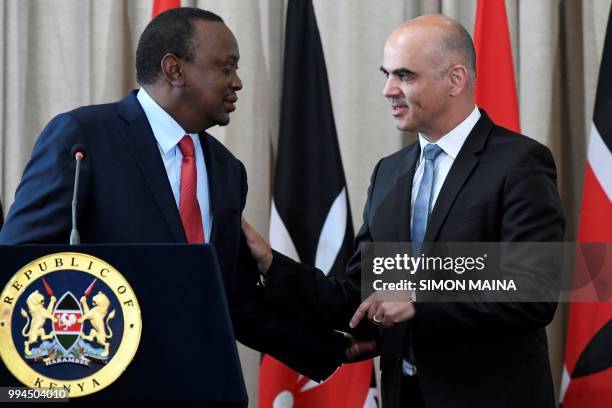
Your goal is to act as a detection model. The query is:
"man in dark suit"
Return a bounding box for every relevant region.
[243,14,565,407]
[0,7,347,383]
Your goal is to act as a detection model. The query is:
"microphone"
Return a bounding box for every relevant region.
[69,144,87,245]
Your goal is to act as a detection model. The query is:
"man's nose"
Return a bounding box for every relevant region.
[382,76,399,97]
[232,71,243,91]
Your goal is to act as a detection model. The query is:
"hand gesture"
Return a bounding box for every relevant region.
[349,292,415,329]
[241,217,273,274]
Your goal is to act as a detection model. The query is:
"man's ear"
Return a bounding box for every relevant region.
[160,53,185,87]
[448,64,468,96]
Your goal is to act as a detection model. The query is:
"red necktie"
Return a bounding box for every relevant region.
[178,136,205,243]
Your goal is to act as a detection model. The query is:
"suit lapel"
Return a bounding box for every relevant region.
[116,91,187,243]
[392,144,420,242]
[199,132,223,244]
[424,111,493,242]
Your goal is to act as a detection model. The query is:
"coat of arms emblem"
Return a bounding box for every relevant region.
[0,253,141,397]
[20,277,117,366]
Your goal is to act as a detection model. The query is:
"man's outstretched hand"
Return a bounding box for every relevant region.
[349,292,415,329]
[345,338,379,362]
[241,217,273,274]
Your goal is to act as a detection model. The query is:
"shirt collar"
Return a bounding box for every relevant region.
[417,106,481,162]
[136,87,198,154]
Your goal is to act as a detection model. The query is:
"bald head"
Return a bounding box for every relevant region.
[388,14,476,86]
[381,14,476,138]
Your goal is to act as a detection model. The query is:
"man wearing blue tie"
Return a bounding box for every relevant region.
[243,13,564,408]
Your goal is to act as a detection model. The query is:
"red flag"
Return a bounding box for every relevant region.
[473,0,520,132]
[560,6,612,407]
[259,356,374,407]
[152,0,180,19]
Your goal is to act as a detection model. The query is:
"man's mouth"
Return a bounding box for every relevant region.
[388,98,407,116]
[224,96,238,111]
[391,104,408,116]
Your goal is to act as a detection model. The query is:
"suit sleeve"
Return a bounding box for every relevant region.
[0,113,90,244]
[228,163,350,382]
[262,161,383,336]
[415,142,565,330]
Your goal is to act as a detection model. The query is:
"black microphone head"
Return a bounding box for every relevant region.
[70,144,87,159]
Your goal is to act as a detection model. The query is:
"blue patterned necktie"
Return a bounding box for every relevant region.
[411,143,443,255]
[403,143,442,376]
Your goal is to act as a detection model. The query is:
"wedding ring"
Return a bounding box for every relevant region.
[372,315,382,324]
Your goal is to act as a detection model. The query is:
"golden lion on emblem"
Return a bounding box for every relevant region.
[78,292,116,357]
[20,290,58,355]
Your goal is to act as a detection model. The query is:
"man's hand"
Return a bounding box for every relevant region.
[241,217,273,274]
[349,292,415,329]
[345,339,378,362]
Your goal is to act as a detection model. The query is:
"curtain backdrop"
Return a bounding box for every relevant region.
[1,0,610,405]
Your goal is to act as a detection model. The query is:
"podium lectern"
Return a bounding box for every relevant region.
[0,244,247,405]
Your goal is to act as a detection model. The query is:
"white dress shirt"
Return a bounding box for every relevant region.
[136,88,213,241]
[402,106,480,376]
[410,106,481,228]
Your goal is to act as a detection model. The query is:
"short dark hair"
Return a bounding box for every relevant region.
[439,24,477,85]
[136,7,224,85]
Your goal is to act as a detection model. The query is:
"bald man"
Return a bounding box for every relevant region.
[244,14,564,408]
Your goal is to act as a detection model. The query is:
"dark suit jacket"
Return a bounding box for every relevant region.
[265,111,565,408]
[0,90,347,382]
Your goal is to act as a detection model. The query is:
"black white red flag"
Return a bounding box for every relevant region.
[560,5,612,407]
[258,0,377,406]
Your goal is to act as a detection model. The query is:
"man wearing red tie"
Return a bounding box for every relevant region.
[0,7,347,382]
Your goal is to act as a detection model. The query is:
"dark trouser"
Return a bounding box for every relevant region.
[400,374,426,408]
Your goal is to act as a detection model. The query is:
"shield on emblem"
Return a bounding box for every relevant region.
[53,292,83,352]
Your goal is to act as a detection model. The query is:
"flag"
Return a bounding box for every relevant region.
[560,5,612,407]
[473,0,520,132]
[259,0,377,406]
[152,0,180,19]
